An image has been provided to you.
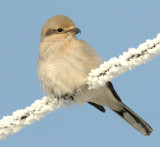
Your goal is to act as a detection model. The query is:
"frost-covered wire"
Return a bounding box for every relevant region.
[0,34,160,140]
[0,97,70,139]
[88,33,160,89]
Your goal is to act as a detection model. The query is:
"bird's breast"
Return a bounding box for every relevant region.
[38,39,102,98]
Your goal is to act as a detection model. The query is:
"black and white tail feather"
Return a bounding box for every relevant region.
[107,81,153,136]
[88,82,153,136]
[113,102,153,136]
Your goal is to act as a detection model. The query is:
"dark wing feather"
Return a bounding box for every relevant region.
[88,102,105,113]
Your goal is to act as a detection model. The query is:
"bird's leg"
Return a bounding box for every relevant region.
[60,93,75,101]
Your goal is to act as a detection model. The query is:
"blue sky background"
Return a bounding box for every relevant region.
[0,0,160,147]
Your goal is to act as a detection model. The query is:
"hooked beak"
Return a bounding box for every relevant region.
[66,28,81,34]
[73,28,81,34]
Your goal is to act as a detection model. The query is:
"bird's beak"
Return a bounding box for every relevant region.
[73,28,81,34]
[67,28,81,34]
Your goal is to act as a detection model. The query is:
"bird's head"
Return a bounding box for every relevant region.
[41,15,81,42]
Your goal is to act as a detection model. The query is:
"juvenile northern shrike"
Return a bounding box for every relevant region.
[38,15,153,136]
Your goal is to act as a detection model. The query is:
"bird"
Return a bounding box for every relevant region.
[38,15,153,136]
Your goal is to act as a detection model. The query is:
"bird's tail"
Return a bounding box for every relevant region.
[112,102,153,136]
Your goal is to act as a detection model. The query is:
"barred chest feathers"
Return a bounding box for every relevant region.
[38,38,102,98]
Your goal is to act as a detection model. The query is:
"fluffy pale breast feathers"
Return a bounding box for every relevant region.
[38,36,102,97]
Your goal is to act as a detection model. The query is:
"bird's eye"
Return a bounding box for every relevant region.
[57,28,63,32]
